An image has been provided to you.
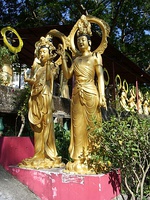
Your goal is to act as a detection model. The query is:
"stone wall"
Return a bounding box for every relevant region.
[0,85,71,115]
[0,85,22,114]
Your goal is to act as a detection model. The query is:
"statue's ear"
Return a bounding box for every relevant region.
[88,40,91,47]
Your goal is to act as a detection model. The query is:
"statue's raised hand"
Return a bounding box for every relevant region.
[57,44,66,58]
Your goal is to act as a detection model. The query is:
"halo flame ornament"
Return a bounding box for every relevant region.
[1,26,23,54]
[69,15,110,56]
[103,68,110,86]
[115,74,122,90]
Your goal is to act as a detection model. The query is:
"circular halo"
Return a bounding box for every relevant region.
[130,86,135,96]
[115,74,122,90]
[1,26,23,53]
[103,68,110,86]
[47,29,69,65]
[123,79,128,93]
[69,15,110,56]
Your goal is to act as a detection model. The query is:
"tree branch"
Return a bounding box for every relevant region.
[124,176,135,200]
[140,162,150,199]
[110,0,125,35]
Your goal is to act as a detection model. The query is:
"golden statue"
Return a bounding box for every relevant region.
[143,92,149,115]
[119,81,129,111]
[56,15,109,174]
[137,90,143,114]
[143,98,149,115]
[128,86,136,111]
[19,35,64,169]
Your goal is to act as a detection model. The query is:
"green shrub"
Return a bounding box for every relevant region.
[89,111,150,199]
[54,122,70,163]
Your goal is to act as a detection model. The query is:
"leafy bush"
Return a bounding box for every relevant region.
[54,122,70,163]
[0,45,17,66]
[89,111,150,200]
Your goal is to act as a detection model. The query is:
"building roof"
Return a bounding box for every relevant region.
[0,25,150,85]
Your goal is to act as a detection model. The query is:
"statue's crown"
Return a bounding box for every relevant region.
[77,15,92,37]
[34,35,55,56]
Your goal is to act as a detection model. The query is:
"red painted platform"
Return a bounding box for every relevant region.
[0,137,121,200]
[9,166,121,200]
[0,137,34,170]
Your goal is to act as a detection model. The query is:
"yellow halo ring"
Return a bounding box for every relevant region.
[103,68,110,86]
[123,79,128,93]
[1,26,23,54]
[69,15,110,56]
[115,74,122,90]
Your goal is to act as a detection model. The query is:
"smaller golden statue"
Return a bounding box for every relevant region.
[119,86,129,111]
[143,98,149,115]
[128,87,136,111]
[19,35,64,169]
[137,90,143,114]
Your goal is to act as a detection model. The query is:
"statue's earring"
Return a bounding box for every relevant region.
[88,40,91,50]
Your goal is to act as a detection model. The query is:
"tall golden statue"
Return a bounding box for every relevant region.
[19,35,64,169]
[57,15,110,174]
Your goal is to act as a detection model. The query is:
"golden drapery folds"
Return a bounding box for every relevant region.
[54,15,110,174]
[19,35,64,169]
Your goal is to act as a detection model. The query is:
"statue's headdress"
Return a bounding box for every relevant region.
[34,35,55,57]
[77,15,92,38]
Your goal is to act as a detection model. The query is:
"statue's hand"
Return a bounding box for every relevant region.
[99,96,107,108]
[24,69,28,82]
[57,44,66,58]
[24,69,33,84]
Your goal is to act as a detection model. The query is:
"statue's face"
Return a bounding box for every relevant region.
[77,35,90,52]
[39,47,49,64]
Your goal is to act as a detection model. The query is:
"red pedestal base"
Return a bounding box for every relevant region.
[9,166,121,200]
[0,137,34,170]
[0,137,121,200]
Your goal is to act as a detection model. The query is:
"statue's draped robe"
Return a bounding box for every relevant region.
[69,60,101,160]
[28,66,57,160]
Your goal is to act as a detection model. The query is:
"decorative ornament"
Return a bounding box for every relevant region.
[1,26,23,54]
[123,79,128,93]
[115,74,122,90]
[34,35,55,58]
[68,15,110,56]
[76,15,92,37]
[103,68,110,86]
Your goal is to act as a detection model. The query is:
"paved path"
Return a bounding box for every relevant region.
[0,165,40,200]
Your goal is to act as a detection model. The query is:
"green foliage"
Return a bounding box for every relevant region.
[87,122,112,173]
[54,122,70,163]
[3,116,33,137]
[0,45,17,66]
[0,74,3,84]
[17,85,31,117]
[91,111,150,199]
[1,0,149,70]
[15,85,31,137]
